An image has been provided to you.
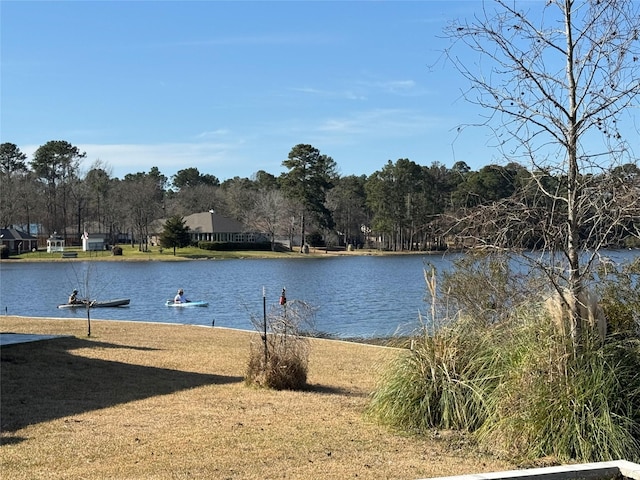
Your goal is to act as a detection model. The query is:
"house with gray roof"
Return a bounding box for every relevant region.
[0,228,38,254]
[148,210,268,247]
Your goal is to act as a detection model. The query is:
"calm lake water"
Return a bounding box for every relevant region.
[1,250,638,338]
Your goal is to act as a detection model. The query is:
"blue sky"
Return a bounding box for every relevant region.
[0,1,544,181]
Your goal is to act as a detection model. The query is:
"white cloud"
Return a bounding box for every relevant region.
[195,129,232,139]
[316,108,445,137]
[290,86,367,101]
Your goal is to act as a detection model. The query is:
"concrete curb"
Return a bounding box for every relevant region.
[421,460,640,480]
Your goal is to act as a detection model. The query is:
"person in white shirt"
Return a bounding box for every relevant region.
[174,289,189,303]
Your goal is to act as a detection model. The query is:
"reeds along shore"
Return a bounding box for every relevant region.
[0,316,513,480]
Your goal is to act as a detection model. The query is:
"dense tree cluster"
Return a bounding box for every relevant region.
[1,140,638,252]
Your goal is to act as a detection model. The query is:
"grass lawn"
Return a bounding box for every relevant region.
[7,245,290,261]
[0,317,513,479]
[6,244,436,262]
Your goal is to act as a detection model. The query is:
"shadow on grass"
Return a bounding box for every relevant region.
[0,336,243,439]
[304,383,369,397]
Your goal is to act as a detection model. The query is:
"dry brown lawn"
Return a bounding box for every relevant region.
[0,316,513,479]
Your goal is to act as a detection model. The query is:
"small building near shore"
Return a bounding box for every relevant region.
[47,232,65,253]
[82,233,107,251]
[0,228,38,254]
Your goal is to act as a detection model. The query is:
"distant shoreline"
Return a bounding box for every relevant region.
[1,246,455,262]
[4,245,635,263]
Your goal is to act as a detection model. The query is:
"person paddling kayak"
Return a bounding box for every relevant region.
[173,289,190,304]
[68,289,84,305]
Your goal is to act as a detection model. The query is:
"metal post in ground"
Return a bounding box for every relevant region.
[262,286,267,368]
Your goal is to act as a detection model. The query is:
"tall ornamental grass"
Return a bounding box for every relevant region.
[477,326,640,461]
[369,316,495,432]
[369,257,640,463]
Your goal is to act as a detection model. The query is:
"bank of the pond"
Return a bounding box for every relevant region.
[0,316,514,480]
[3,245,452,262]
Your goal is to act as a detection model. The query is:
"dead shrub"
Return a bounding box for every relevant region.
[245,298,314,390]
[246,336,308,389]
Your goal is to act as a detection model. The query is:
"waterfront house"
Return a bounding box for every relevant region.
[0,228,38,254]
[183,210,267,244]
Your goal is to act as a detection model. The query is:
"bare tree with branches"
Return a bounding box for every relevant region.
[442,0,640,351]
[244,189,296,251]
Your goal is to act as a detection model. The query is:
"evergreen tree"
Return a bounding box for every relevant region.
[281,144,337,253]
[160,215,191,255]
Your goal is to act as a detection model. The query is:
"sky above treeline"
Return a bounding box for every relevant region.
[2,1,636,181]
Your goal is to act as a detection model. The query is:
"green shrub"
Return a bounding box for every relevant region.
[623,236,640,248]
[0,245,8,259]
[439,253,547,326]
[306,231,324,248]
[597,258,640,335]
[198,241,271,251]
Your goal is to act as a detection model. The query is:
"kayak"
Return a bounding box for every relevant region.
[58,298,131,309]
[165,300,208,307]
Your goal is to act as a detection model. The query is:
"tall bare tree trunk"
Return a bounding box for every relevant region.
[565,0,583,353]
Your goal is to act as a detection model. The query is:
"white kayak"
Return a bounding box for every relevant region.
[165,300,208,307]
[58,298,131,309]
